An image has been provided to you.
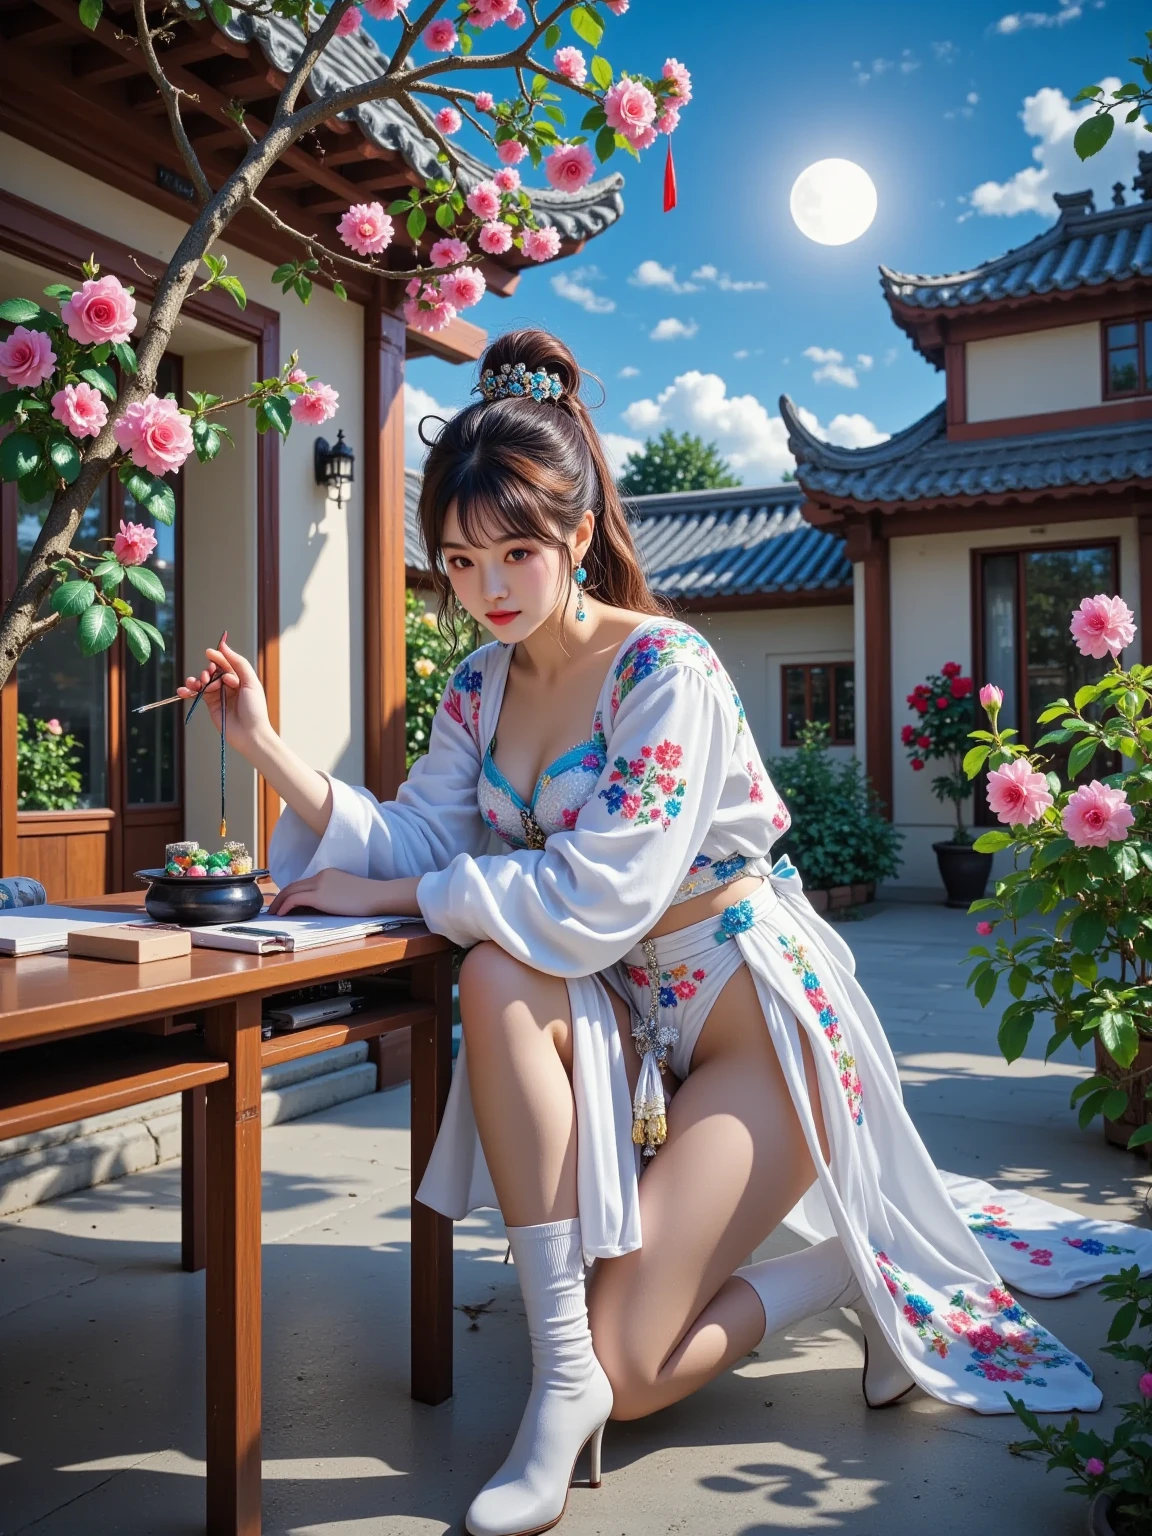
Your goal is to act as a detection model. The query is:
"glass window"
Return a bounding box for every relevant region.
[1104,320,1141,396]
[834,666,855,744]
[123,494,178,806]
[981,552,1019,731]
[782,663,855,746]
[1024,546,1115,724]
[784,666,807,745]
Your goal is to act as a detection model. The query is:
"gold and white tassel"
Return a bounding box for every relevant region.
[631,937,671,1156]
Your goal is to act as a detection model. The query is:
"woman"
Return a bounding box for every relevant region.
[182,330,1099,1536]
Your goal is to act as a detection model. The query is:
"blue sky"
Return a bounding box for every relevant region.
[385,0,1146,482]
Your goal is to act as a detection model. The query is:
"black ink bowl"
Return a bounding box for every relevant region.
[134,868,270,927]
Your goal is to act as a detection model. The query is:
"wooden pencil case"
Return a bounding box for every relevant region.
[68,924,192,963]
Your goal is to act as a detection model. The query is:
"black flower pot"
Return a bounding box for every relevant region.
[135,868,269,927]
[933,840,993,908]
[1087,1492,1118,1535]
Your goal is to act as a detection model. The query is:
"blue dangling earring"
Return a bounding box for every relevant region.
[574,564,587,622]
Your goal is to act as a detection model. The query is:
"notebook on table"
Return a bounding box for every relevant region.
[187,913,425,955]
[0,906,141,956]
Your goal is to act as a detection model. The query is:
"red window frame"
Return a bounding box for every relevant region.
[781,661,855,747]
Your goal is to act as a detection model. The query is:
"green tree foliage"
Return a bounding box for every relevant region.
[617,430,739,496]
[404,589,479,770]
[1072,28,1152,159]
[17,713,82,810]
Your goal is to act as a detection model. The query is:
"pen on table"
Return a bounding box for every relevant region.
[131,630,227,716]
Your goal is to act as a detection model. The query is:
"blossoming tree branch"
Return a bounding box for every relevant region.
[0,0,691,683]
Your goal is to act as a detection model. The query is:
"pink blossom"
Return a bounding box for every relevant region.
[334,6,361,35]
[494,166,521,192]
[45,718,62,735]
[523,225,561,262]
[435,106,462,135]
[628,122,658,150]
[662,58,692,102]
[290,382,339,425]
[429,236,470,268]
[466,180,502,220]
[1069,594,1136,659]
[403,286,457,335]
[1085,1458,1105,1477]
[287,367,309,385]
[656,103,681,135]
[51,381,108,438]
[422,17,457,50]
[337,201,393,256]
[439,266,486,309]
[112,394,193,475]
[605,0,628,12]
[474,90,495,112]
[545,143,596,193]
[985,758,1054,826]
[469,0,516,26]
[975,921,994,936]
[0,325,56,388]
[553,45,586,84]
[979,684,1003,714]
[1139,1372,1152,1398]
[1062,780,1135,848]
[112,518,158,566]
[60,275,136,346]
[604,77,657,145]
[363,0,408,16]
[497,138,527,165]
[478,220,513,255]
[505,5,526,25]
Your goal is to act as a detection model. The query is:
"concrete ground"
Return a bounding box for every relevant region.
[1,900,1148,1535]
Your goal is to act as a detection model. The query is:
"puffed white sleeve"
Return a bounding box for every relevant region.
[268,664,490,887]
[414,662,737,974]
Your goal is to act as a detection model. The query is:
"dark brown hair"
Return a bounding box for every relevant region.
[417,327,667,642]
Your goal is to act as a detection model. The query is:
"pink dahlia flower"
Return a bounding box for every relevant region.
[423,17,457,50]
[466,180,502,220]
[60,275,136,346]
[604,77,656,145]
[1062,780,1134,848]
[435,106,462,135]
[474,90,495,112]
[337,202,393,256]
[45,718,62,735]
[287,366,309,385]
[494,166,520,193]
[985,758,1053,827]
[429,236,470,268]
[290,382,339,425]
[505,5,526,26]
[112,518,158,566]
[334,6,361,35]
[1085,1458,1105,1477]
[497,138,527,165]
[523,225,561,262]
[440,266,486,309]
[553,45,586,84]
[1069,594,1136,659]
[403,284,457,335]
[545,143,596,193]
[662,58,692,103]
[51,381,108,438]
[363,0,408,16]
[0,325,56,388]
[979,684,1003,714]
[975,921,994,936]
[478,220,513,255]
[656,103,681,135]
[113,394,193,475]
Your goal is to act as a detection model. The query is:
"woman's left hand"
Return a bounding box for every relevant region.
[267,869,420,918]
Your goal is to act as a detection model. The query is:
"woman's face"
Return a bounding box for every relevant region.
[440,500,572,641]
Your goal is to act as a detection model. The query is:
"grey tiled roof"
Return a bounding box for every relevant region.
[404,475,852,598]
[222,14,625,244]
[781,395,1152,508]
[880,185,1152,314]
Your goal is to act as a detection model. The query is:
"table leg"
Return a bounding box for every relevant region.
[409,953,454,1406]
[181,1084,206,1273]
[204,997,263,1535]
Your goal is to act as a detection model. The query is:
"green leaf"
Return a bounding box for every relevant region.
[595,123,616,162]
[974,966,999,1007]
[90,343,110,365]
[434,202,456,230]
[544,22,561,46]
[43,283,73,300]
[261,394,292,438]
[1099,1008,1139,1068]
[136,618,164,650]
[78,365,116,401]
[1127,1123,1152,1149]
[91,556,124,583]
[78,0,103,28]
[1074,111,1114,160]
[217,275,247,310]
[124,563,165,603]
[0,297,42,324]
[271,263,295,284]
[1033,836,1073,871]
[1008,963,1032,999]
[1102,1088,1131,1123]
[998,1012,1032,1063]
[1073,83,1104,100]
[332,281,347,302]
[47,434,81,486]
[18,464,54,502]
[0,391,23,425]
[119,615,151,664]
[614,131,640,159]
[118,463,175,524]
[0,432,41,482]
[51,580,95,616]
[1108,1300,1139,1341]
[1067,735,1099,779]
[570,4,603,47]
[458,27,472,54]
[1069,953,1098,987]
[406,207,427,241]
[77,603,118,656]
[1071,907,1107,954]
[111,341,137,374]
[973,829,1013,853]
[581,104,607,130]
[191,418,221,463]
[542,105,566,126]
[590,54,613,90]
[209,0,232,25]
[963,744,990,778]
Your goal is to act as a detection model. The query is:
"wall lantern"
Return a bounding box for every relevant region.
[314,430,355,497]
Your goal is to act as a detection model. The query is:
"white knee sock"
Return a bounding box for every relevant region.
[735,1235,856,1340]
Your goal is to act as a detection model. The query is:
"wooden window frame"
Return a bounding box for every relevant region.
[780,661,856,748]
[1102,315,1151,401]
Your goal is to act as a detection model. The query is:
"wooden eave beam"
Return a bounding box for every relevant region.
[71,29,246,85]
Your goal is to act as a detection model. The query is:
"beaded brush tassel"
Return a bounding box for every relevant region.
[631,937,674,1156]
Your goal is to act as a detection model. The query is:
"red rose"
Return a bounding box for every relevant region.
[901,725,916,744]
[911,758,924,771]
[941,661,962,678]
[950,676,972,698]
[936,696,948,709]
[917,734,931,748]
[914,698,929,715]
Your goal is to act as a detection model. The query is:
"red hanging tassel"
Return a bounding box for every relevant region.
[663,138,677,212]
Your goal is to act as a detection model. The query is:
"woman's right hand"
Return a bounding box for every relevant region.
[178,640,271,759]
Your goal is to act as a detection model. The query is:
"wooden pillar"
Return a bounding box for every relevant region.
[0,482,17,876]
[255,315,282,868]
[364,292,408,802]
[848,513,893,817]
[1139,512,1152,667]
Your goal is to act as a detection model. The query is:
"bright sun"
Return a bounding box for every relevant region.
[790,159,878,246]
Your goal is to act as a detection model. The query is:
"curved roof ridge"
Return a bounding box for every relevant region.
[781,394,944,470]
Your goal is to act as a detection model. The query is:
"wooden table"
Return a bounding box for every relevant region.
[0,910,456,1535]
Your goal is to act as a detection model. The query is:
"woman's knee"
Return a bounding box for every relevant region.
[458,942,572,1062]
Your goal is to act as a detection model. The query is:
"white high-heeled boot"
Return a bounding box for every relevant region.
[466,1218,613,1536]
[735,1236,915,1409]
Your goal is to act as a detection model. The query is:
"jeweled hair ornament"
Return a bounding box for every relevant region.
[477,360,564,404]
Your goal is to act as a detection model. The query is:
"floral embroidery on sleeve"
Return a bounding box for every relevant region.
[598,737,686,830]
[610,622,747,732]
[442,659,483,748]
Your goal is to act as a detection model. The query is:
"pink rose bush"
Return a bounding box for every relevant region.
[435,106,462,136]
[494,166,520,193]
[1061,781,1134,847]
[524,225,561,262]
[496,138,527,166]
[51,382,108,438]
[429,237,470,268]
[554,45,587,84]
[545,144,596,193]
[1070,594,1136,659]
[60,275,136,346]
[423,18,457,51]
[465,180,502,221]
[478,221,513,255]
[112,519,158,566]
[474,90,495,112]
[0,326,56,388]
[113,395,194,475]
[290,381,339,425]
[985,759,1053,827]
[362,0,406,16]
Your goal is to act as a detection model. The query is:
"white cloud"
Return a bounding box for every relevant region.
[600,431,645,479]
[883,346,899,365]
[969,80,1147,216]
[967,91,980,105]
[618,364,640,378]
[900,49,920,73]
[733,348,749,359]
[650,317,698,341]
[803,344,867,388]
[994,4,1081,33]
[932,40,959,62]
[690,264,768,292]
[629,259,699,294]
[856,353,874,371]
[550,265,615,314]
[404,383,456,469]
[856,51,917,84]
[619,371,888,482]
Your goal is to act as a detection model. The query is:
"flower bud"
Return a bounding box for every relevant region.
[979,684,1003,717]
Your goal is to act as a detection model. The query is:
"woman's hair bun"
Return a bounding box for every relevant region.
[477,327,582,401]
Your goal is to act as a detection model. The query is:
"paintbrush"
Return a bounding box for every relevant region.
[132,630,228,717]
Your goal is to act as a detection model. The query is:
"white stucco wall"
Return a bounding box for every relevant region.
[690,605,856,763]
[0,134,366,797]
[888,515,1141,886]
[966,322,1101,423]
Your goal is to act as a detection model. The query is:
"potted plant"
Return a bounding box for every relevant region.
[1008,1264,1152,1535]
[16,712,82,811]
[964,594,1152,1156]
[903,662,987,905]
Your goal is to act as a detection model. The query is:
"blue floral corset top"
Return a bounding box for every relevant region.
[476,734,752,905]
